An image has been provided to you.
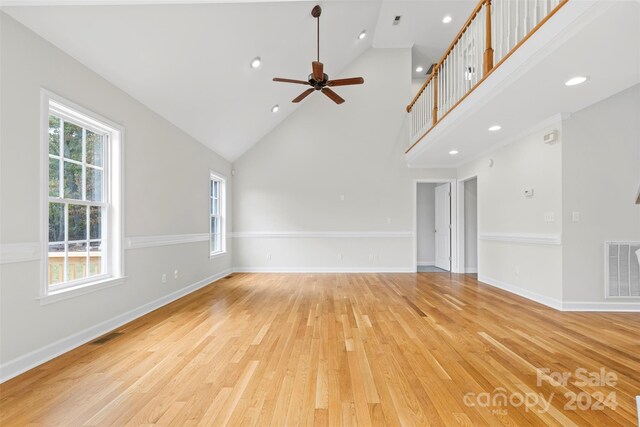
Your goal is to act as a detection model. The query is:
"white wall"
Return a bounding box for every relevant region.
[457,118,564,303]
[416,183,436,265]
[464,178,478,272]
[562,84,640,304]
[0,13,232,378]
[232,48,456,272]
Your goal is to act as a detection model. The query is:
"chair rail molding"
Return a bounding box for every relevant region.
[479,232,561,245]
[0,242,40,264]
[125,233,210,250]
[230,231,414,239]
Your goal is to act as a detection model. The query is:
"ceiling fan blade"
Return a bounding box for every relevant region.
[312,61,324,81]
[273,78,311,85]
[321,87,345,104]
[327,77,364,87]
[292,88,315,103]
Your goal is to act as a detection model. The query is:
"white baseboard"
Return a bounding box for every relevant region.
[465,267,478,274]
[478,275,640,312]
[233,267,415,273]
[417,261,435,267]
[561,301,640,312]
[478,275,563,310]
[0,268,232,384]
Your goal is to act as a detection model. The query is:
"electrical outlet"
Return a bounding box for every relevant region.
[515,266,520,276]
[572,211,580,222]
[337,253,342,261]
[161,274,167,283]
[174,269,179,279]
[266,253,271,260]
[339,194,345,201]
[387,218,392,224]
[369,253,376,261]
[544,212,555,222]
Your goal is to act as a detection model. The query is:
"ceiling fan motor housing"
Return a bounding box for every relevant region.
[308,73,329,89]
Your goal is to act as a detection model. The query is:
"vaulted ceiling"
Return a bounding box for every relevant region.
[2,0,476,161]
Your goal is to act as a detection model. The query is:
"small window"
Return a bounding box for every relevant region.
[43,92,123,296]
[209,172,226,256]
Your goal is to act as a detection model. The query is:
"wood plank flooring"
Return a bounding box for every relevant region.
[1,273,639,426]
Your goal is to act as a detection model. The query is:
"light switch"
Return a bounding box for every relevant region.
[524,189,534,198]
[572,211,580,222]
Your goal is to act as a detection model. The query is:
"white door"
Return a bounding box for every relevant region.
[435,183,451,271]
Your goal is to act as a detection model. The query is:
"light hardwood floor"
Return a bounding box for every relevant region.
[1,273,639,426]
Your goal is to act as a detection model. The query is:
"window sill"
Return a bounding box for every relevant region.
[37,276,127,306]
[209,251,228,260]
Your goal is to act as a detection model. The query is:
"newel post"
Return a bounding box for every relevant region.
[483,0,494,75]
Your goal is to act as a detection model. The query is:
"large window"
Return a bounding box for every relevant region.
[43,92,123,297]
[209,172,226,256]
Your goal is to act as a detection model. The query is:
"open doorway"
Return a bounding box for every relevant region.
[416,182,452,272]
[460,177,478,275]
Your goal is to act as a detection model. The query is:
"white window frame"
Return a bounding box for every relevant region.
[209,171,226,258]
[40,90,125,304]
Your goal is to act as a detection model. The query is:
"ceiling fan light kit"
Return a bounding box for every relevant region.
[272,4,365,105]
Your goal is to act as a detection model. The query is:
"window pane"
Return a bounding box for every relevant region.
[90,206,102,239]
[68,204,87,241]
[49,116,60,155]
[48,243,65,285]
[211,197,218,216]
[49,203,65,242]
[67,241,87,281]
[63,122,83,161]
[89,241,103,277]
[212,181,219,198]
[211,234,218,253]
[49,158,60,197]
[211,216,218,235]
[86,131,104,167]
[64,161,82,199]
[86,167,103,202]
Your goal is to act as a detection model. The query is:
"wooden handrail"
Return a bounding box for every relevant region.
[405,0,569,154]
[407,0,486,112]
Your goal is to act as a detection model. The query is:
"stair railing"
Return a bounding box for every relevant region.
[406,0,568,153]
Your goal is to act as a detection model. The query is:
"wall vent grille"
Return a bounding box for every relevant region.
[605,242,640,298]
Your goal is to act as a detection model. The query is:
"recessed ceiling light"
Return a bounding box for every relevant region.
[488,125,502,132]
[565,76,588,86]
[358,30,367,40]
[449,150,459,155]
[250,57,261,68]
[415,66,424,73]
[271,104,279,113]
[442,15,452,24]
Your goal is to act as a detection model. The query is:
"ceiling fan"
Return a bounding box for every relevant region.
[273,5,364,105]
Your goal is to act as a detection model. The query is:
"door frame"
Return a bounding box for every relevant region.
[456,174,479,274]
[413,179,458,273]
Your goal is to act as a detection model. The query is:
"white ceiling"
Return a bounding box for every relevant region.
[371,1,476,79]
[406,0,640,168]
[2,0,476,161]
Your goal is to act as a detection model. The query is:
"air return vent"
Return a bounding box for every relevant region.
[605,242,640,297]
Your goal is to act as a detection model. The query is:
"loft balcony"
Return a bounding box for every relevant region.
[404,0,640,168]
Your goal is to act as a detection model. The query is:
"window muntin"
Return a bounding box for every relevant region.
[45,96,121,293]
[209,173,226,256]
